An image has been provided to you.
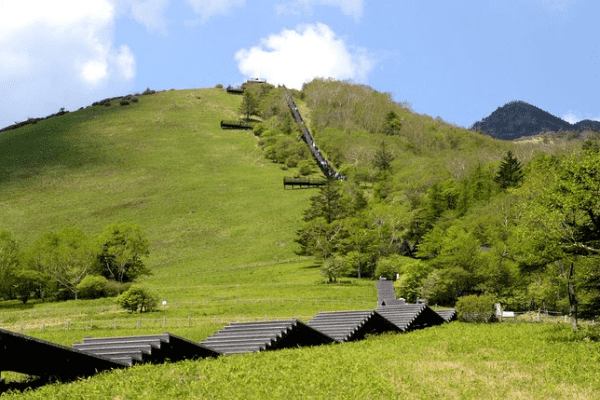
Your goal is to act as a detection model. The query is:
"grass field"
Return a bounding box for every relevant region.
[3,322,600,399]
[1,88,598,398]
[0,88,376,337]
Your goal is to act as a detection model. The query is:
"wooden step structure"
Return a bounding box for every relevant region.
[376,278,406,307]
[220,120,253,130]
[376,304,446,332]
[0,327,126,381]
[307,310,401,342]
[283,176,327,189]
[73,333,218,367]
[435,309,458,322]
[226,86,244,95]
[201,320,334,354]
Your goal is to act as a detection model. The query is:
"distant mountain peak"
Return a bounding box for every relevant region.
[470,101,600,140]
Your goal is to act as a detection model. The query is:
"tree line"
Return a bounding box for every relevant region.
[0,223,150,303]
[288,79,600,322]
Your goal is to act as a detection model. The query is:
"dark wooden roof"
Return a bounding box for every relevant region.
[73,333,218,367]
[307,310,401,342]
[0,327,126,379]
[201,320,334,354]
[435,309,457,322]
[376,304,446,332]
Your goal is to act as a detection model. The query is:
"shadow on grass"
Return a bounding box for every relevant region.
[0,107,119,186]
[0,301,35,311]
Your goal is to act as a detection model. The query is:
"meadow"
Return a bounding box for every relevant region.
[1,86,598,398]
[0,87,375,342]
[3,322,600,399]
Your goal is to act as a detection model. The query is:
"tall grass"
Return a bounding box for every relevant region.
[3,323,599,399]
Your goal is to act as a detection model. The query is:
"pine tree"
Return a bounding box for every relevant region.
[494,150,523,189]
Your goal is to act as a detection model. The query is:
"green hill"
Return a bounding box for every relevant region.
[2,81,598,397]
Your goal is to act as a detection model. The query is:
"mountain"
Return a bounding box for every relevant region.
[470,100,600,140]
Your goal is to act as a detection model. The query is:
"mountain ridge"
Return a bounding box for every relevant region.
[470,100,600,140]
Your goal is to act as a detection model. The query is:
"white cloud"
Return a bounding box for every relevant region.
[562,110,600,124]
[186,0,245,22]
[277,0,364,20]
[0,0,139,129]
[234,23,374,90]
[129,0,169,33]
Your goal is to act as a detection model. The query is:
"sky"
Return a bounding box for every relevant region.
[1,0,598,131]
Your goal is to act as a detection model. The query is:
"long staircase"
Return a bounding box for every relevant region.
[201,320,334,354]
[307,310,400,342]
[73,333,218,367]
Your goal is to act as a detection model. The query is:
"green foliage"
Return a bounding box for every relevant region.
[372,140,394,173]
[384,111,403,136]
[375,255,403,280]
[28,227,93,300]
[0,231,20,300]
[12,269,46,304]
[94,223,151,283]
[239,89,258,120]
[76,275,108,299]
[320,255,347,283]
[115,284,159,313]
[494,150,523,189]
[394,258,431,302]
[455,294,497,322]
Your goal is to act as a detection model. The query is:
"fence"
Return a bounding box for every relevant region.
[0,297,377,334]
[1,314,319,334]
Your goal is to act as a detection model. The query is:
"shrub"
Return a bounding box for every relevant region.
[131,97,138,103]
[142,87,155,95]
[116,285,159,313]
[375,256,402,280]
[215,83,223,89]
[298,160,313,176]
[77,275,108,299]
[106,280,131,297]
[455,294,497,322]
[120,100,130,106]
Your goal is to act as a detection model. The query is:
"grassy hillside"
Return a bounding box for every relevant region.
[4,323,600,399]
[0,88,376,336]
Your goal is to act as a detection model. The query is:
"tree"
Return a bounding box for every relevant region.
[320,255,346,283]
[303,179,346,224]
[31,227,93,300]
[116,284,159,313]
[495,150,523,189]
[240,89,259,121]
[0,231,20,300]
[13,270,46,304]
[94,223,151,283]
[372,140,394,173]
[514,151,600,324]
[383,111,402,135]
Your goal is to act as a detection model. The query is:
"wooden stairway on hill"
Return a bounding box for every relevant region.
[201,320,334,354]
[307,310,401,342]
[73,333,218,367]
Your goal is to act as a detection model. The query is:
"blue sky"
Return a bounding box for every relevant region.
[1,0,598,131]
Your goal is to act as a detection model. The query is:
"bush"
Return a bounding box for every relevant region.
[106,280,131,297]
[215,83,223,89]
[116,285,159,313]
[120,100,130,106]
[455,294,497,322]
[298,160,313,176]
[142,87,155,95]
[77,275,108,299]
[375,256,402,280]
[131,97,138,103]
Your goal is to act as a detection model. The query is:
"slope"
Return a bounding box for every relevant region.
[0,88,377,330]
